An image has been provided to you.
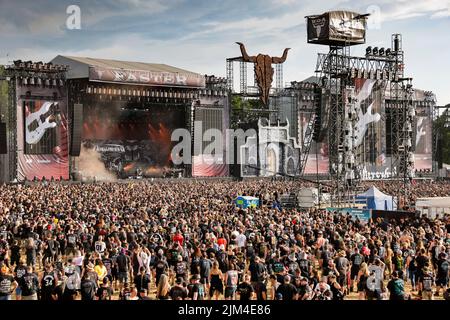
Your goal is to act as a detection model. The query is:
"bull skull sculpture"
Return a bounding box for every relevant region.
[236,42,290,106]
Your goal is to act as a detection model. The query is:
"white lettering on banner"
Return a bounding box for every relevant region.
[176,74,187,85]
[112,71,126,81]
[361,166,397,180]
[127,72,137,82]
[92,67,201,86]
[139,72,150,82]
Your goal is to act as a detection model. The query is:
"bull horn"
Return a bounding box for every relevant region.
[236,42,255,62]
[272,48,291,64]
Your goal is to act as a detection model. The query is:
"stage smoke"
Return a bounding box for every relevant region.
[78,145,117,181]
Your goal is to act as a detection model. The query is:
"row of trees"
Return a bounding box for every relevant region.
[435,107,450,167]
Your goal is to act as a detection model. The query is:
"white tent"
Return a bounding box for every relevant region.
[356,186,396,210]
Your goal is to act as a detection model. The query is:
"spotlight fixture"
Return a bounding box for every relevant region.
[366,46,372,55]
[372,47,379,55]
[29,77,35,85]
[45,79,50,86]
[379,47,385,56]
[385,48,392,56]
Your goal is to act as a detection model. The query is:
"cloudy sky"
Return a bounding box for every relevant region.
[1,0,449,104]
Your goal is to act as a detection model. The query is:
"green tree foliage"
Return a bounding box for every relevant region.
[0,66,9,122]
[230,95,267,129]
[435,108,450,167]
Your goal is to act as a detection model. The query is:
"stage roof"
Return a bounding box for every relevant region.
[51,55,205,88]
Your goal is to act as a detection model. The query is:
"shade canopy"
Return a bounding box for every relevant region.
[356,186,395,210]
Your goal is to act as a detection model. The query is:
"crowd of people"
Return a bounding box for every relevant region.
[0,178,449,301]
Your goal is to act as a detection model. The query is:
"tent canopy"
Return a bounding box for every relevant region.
[356,186,395,210]
[415,197,450,208]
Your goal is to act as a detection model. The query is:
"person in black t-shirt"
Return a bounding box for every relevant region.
[276,275,298,301]
[248,256,266,287]
[116,249,131,291]
[169,277,188,300]
[0,265,18,300]
[237,274,254,301]
[350,247,363,292]
[435,253,449,296]
[153,255,169,286]
[187,274,205,300]
[96,278,113,300]
[254,280,267,300]
[10,240,21,267]
[40,264,58,301]
[20,266,39,300]
[80,273,98,300]
[14,260,27,300]
[134,266,151,298]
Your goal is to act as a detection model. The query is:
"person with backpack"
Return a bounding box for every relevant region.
[366,269,383,300]
[387,271,405,300]
[63,264,81,300]
[421,267,435,300]
[350,247,363,292]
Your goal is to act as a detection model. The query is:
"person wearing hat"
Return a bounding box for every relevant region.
[0,265,18,300]
[84,261,99,284]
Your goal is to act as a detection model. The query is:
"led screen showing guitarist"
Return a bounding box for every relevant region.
[24,101,59,154]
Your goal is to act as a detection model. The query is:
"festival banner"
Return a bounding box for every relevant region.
[326,207,372,222]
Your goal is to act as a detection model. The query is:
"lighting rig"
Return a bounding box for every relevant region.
[7,60,69,88]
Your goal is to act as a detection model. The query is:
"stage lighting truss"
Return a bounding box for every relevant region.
[342,86,360,187]
[7,61,68,89]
